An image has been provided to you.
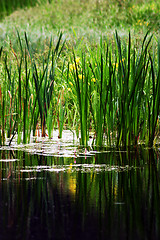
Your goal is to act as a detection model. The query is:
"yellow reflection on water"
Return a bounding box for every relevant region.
[67,163,77,195]
[114,183,118,200]
[68,175,77,195]
[68,163,73,173]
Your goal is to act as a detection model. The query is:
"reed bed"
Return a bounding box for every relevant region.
[0,31,160,147]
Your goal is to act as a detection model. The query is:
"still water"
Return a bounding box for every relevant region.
[0,145,160,240]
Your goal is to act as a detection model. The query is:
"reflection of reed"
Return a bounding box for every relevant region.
[75,149,160,239]
[0,149,160,239]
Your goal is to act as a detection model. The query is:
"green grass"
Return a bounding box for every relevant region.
[0,0,160,53]
[0,0,51,19]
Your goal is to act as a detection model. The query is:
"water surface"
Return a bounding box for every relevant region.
[0,145,160,240]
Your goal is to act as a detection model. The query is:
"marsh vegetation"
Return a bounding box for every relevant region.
[1,1,160,240]
[0,30,160,147]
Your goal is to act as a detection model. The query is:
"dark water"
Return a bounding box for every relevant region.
[0,148,160,240]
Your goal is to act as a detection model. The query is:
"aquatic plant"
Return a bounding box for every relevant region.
[0,31,160,147]
[63,31,160,147]
[70,53,90,146]
[114,31,153,147]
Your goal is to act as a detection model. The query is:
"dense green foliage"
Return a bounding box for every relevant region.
[0,0,51,19]
[0,31,160,147]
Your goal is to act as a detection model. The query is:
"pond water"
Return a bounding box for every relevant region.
[0,133,160,240]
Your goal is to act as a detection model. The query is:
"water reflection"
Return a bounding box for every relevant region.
[0,148,160,239]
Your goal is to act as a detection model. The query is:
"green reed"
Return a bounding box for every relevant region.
[88,40,116,146]
[145,44,160,146]
[64,31,160,147]
[114,31,153,147]
[0,31,160,147]
[25,31,64,138]
[69,52,90,146]
[0,31,64,145]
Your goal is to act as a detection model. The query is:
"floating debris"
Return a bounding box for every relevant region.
[17,163,135,174]
[0,159,19,162]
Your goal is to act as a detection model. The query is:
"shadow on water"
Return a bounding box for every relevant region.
[0,148,160,239]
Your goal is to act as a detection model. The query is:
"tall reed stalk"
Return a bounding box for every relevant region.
[88,40,116,146]
[146,43,160,146]
[70,52,90,146]
[115,31,153,147]
[25,31,65,137]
